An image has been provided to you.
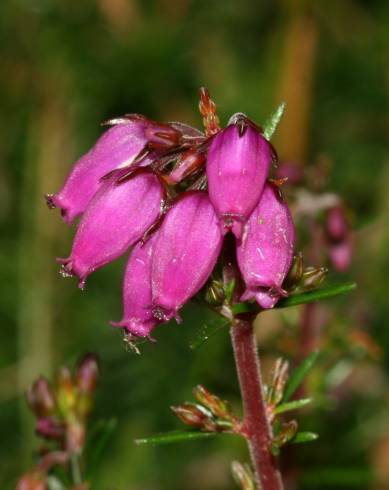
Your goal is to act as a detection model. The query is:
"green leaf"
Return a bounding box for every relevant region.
[277,282,357,308]
[283,351,319,402]
[291,431,319,444]
[189,319,229,350]
[274,398,312,415]
[135,430,220,446]
[263,102,286,140]
[231,283,357,316]
[85,418,117,477]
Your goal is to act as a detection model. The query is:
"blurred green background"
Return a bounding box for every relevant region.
[0,0,388,488]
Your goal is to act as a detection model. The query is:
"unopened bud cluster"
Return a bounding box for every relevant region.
[47,89,295,340]
[17,355,98,489]
[171,385,242,434]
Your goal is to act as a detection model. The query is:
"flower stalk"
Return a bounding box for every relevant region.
[230,318,284,490]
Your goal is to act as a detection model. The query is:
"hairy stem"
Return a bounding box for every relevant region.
[231,318,284,490]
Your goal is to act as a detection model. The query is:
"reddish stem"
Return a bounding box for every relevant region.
[231,318,284,490]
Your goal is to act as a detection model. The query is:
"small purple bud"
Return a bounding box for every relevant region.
[237,183,295,309]
[111,234,158,338]
[152,191,223,322]
[58,171,163,288]
[26,377,56,417]
[206,121,272,238]
[329,240,353,272]
[326,205,348,241]
[76,353,99,394]
[47,121,150,224]
[36,417,65,440]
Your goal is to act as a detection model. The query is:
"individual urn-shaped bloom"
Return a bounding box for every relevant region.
[237,183,295,309]
[46,120,151,224]
[152,191,223,322]
[111,234,158,338]
[206,119,272,238]
[58,171,163,288]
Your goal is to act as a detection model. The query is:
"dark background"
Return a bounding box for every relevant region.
[0,0,388,488]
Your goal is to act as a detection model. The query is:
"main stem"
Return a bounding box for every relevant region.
[231,318,284,490]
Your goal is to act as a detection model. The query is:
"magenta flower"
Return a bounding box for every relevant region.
[326,205,352,272]
[237,183,295,309]
[151,191,223,322]
[46,120,153,224]
[48,89,300,342]
[111,234,158,338]
[206,118,272,239]
[58,171,163,289]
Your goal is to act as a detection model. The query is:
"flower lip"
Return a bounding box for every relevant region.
[110,318,157,339]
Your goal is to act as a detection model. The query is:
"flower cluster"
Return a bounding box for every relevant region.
[47,89,295,339]
[17,355,99,490]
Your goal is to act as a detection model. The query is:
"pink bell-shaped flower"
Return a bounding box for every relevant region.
[206,118,272,239]
[151,191,223,322]
[237,183,295,309]
[111,234,158,338]
[58,171,163,289]
[46,120,152,224]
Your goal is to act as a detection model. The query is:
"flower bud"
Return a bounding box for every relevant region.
[204,279,225,306]
[329,240,352,272]
[326,205,348,241]
[58,171,163,288]
[237,183,295,309]
[56,366,77,415]
[152,192,223,322]
[169,149,205,183]
[301,266,328,289]
[46,121,150,224]
[111,234,158,338]
[171,403,214,429]
[36,417,65,439]
[206,121,271,238]
[193,385,231,419]
[26,377,56,418]
[76,353,99,394]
